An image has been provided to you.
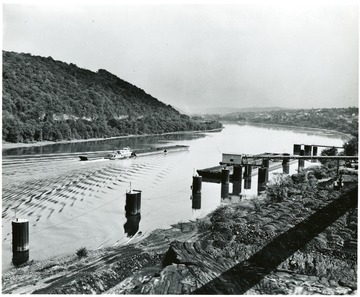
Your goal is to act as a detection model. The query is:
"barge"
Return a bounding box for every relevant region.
[79,145,189,161]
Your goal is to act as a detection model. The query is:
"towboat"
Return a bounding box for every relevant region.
[107,147,133,160]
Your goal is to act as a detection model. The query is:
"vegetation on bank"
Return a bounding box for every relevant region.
[2,51,222,143]
[205,107,358,136]
[198,169,357,291]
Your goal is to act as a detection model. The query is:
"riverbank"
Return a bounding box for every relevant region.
[233,121,353,141]
[1,128,223,150]
[3,168,357,294]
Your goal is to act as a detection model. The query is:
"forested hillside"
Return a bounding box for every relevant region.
[3,51,222,143]
[206,108,358,136]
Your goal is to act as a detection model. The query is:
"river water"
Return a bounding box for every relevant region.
[2,123,348,270]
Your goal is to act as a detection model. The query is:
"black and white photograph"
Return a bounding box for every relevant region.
[2,0,358,294]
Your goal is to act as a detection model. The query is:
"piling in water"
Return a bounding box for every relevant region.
[244,165,252,190]
[298,151,305,170]
[192,176,202,194]
[312,146,318,156]
[232,181,241,195]
[304,145,312,157]
[125,190,142,216]
[312,146,318,162]
[257,167,268,193]
[232,165,242,181]
[12,218,29,266]
[282,153,290,174]
[192,193,201,209]
[221,183,230,199]
[232,165,242,195]
[262,159,270,169]
[221,169,230,185]
[293,144,301,155]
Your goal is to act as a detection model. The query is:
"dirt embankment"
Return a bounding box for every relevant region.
[2,176,358,294]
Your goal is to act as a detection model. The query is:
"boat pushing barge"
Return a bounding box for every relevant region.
[78,145,189,161]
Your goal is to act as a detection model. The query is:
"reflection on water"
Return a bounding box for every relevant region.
[124,214,141,237]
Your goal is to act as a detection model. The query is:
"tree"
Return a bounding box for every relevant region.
[343,137,358,156]
[266,173,293,203]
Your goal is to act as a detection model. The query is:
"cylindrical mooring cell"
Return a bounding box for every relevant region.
[312,146,318,156]
[221,183,229,199]
[192,176,202,194]
[304,145,312,156]
[293,144,301,155]
[257,167,267,193]
[125,190,141,215]
[232,165,242,181]
[282,153,290,174]
[244,165,252,178]
[298,159,305,170]
[258,167,268,184]
[312,146,318,162]
[282,163,290,174]
[244,178,252,190]
[12,218,29,266]
[232,181,241,195]
[262,159,270,169]
[221,169,230,184]
[192,193,201,209]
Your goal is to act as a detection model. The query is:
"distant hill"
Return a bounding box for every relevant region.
[2,51,222,143]
[187,106,288,115]
[215,107,359,136]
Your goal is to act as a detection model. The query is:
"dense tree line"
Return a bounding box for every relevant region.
[209,107,358,136]
[3,51,222,143]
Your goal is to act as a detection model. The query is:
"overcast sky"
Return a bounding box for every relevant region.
[3,2,359,112]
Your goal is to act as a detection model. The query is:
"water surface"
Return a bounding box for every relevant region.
[2,123,347,270]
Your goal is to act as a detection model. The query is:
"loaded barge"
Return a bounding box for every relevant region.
[79,145,189,161]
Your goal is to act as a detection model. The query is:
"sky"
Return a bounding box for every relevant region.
[3,1,359,112]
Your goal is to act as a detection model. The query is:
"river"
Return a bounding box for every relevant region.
[2,123,348,270]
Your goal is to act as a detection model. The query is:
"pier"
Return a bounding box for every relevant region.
[197,144,357,183]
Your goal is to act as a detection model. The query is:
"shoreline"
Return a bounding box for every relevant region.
[2,122,352,151]
[1,128,222,150]
[233,121,353,140]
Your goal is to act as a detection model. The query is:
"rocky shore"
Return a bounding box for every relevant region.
[2,169,357,294]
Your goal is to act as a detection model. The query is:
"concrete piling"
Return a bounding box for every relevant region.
[12,218,29,266]
[221,169,230,185]
[220,169,230,198]
[125,190,142,216]
[221,183,230,199]
[232,165,242,181]
[232,165,242,195]
[244,165,252,190]
[262,159,270,169]
[282,153,290,174]
[257,167,268,193]
[298,150,305,170]
[192,193,201,209]
[304,145,312,157]
[192,176,202,195]
[293,144,301,155]
[312,146,318,162]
